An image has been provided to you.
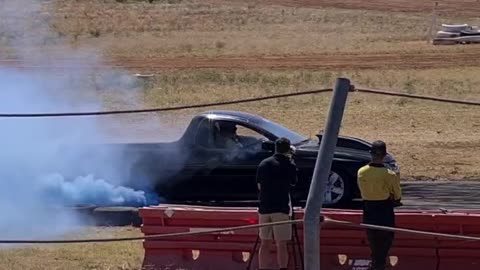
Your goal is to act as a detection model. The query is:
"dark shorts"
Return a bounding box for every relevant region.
[363,200,395,227]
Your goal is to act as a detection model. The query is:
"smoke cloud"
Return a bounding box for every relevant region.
[37,174,150,207]
[0,0,168,240]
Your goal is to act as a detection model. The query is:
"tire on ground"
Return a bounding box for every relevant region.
[71,204,97,225]
[93,207,142,227]
[48,204,97,225]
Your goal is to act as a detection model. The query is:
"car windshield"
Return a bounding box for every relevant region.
[256,118,307,144]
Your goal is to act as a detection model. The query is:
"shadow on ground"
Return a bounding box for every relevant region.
[398,181,480,210]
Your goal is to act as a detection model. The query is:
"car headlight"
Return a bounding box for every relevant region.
[383,154,400,174]
[385,162,400,174]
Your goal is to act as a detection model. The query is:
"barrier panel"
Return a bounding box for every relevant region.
[437,249,480,270]
[317,210,439,270]
[433,212,480,269]
[140,205,263,270]
[139,204,480,270]
[321,246,437,270]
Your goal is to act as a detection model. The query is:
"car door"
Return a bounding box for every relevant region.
[175,118,273,202]
[166,117,227,201]
[212,122,273,201]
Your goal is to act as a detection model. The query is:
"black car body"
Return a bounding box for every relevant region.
[60,110,400,208]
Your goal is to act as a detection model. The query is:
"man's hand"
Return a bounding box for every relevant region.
[393,199,403,207]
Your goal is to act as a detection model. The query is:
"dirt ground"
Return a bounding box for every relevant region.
[3,50,480,71]
[211,0,480,17]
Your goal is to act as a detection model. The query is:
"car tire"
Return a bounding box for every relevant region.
[93,207,142,227]
[322,170,354,208]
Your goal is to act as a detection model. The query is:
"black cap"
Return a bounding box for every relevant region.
[275,137,291,153]
[370,140,387,155]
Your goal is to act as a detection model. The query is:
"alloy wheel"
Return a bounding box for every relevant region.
[323,172,345,205]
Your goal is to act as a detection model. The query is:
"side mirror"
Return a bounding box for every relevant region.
[261,140,275,151]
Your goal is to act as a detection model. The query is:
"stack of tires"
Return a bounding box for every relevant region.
[433,24,480,45]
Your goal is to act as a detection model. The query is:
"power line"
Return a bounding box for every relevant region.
[0,86,478,118]
[0,88,332,118]
[356,87,480,106]
[2,216,480,244]
[0,219,302,244]
[325,217,480,242]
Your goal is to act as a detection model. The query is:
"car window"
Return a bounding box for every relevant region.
[194,118,213,147]
[235,125,269,141]
[218,121,268,150]
[195,119,269,152]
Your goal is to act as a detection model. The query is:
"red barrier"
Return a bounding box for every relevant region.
[143,241,254,270]
[139,205,480,270]
[320,246,437,270]
[317,210,439,270]
[437,249,480,270]
[140,205,262,270]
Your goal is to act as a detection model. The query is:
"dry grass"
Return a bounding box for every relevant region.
[0,227,144,270]
[1,0,479,59]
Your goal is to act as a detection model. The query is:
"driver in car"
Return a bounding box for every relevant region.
[214,121,244,149]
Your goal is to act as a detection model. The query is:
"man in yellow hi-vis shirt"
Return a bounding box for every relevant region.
[357,140,402,270]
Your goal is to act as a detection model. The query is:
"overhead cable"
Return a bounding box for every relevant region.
[356,87,480,106]
[3,216,480,244]
[0,86,478,118]
[0,89,333,118]
[0,219,303,244]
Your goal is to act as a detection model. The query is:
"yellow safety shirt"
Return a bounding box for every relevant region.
[357,163,401,201]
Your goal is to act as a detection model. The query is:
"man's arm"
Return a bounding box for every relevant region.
[289,161,298,187]
[390,173,402,202]
[357,167,366,199]
[256,160,267,191]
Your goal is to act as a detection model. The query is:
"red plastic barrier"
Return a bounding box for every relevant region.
[317,211,438,270]
[437,249,480,270]
[140,205,259,269]
[142,241,304,270]
[139,204,480,270]
[142,246,251,270]
[320,246,437,270]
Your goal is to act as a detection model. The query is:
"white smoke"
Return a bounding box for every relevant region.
[0,0,166,240]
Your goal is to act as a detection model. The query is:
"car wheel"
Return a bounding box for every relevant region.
[322,171,352,207]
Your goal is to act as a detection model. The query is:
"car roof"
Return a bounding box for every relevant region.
[197,110,266,123]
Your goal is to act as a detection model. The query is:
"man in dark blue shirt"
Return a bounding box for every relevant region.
[256,137,298,270]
